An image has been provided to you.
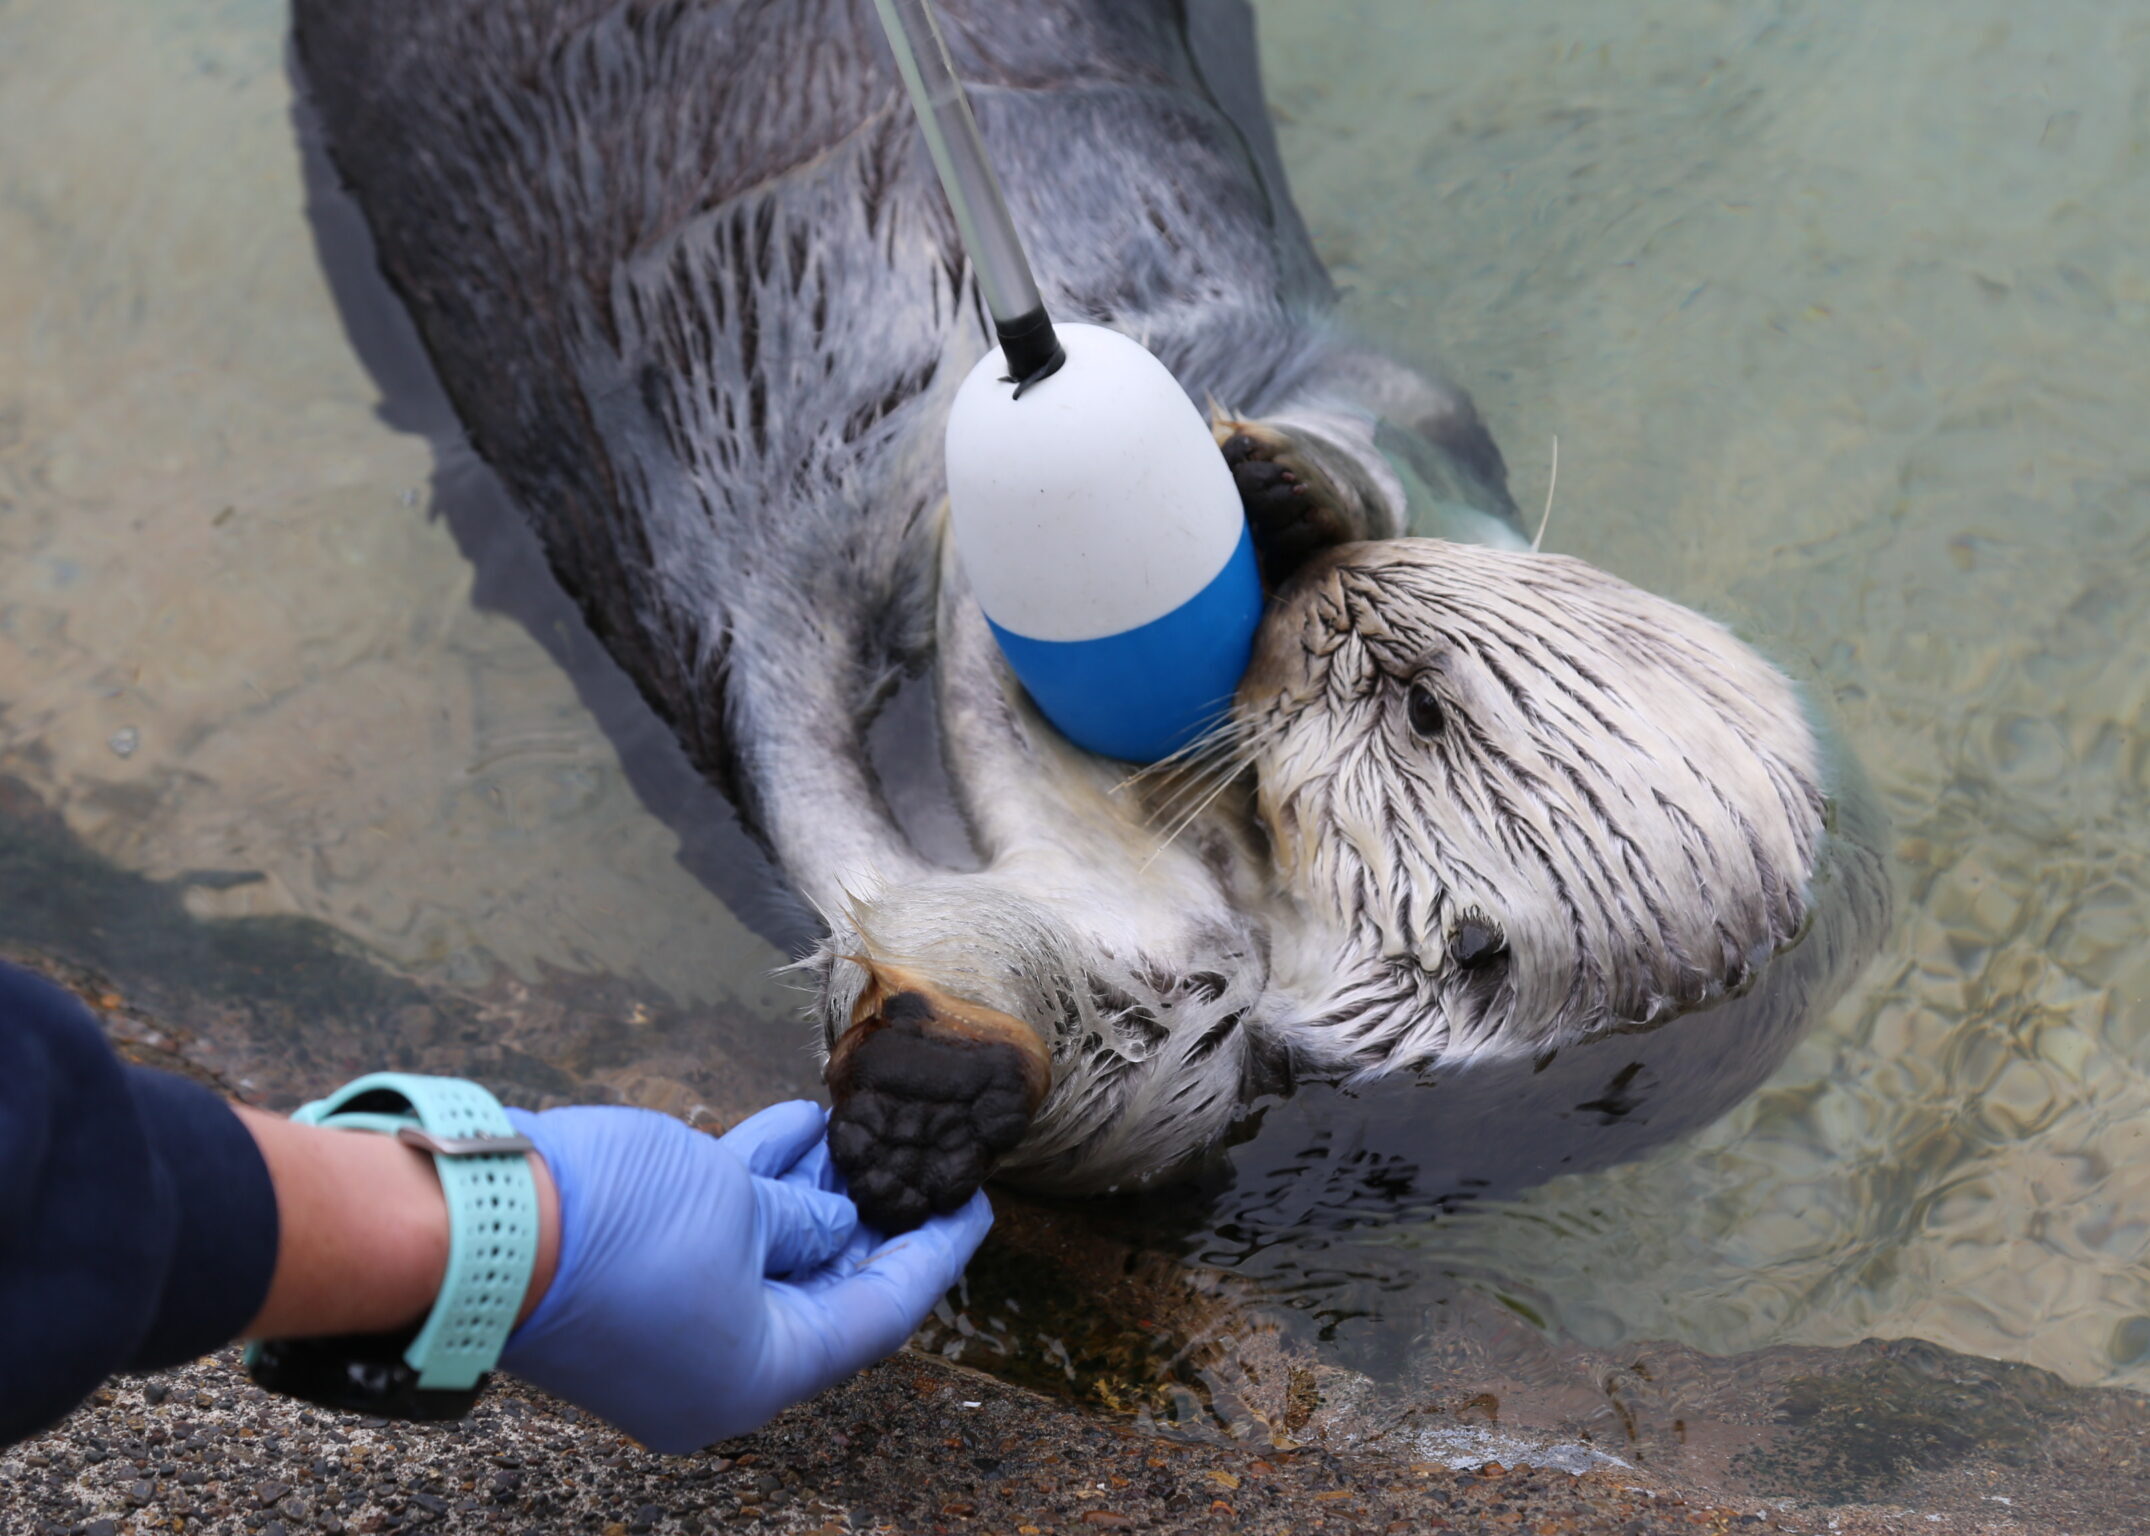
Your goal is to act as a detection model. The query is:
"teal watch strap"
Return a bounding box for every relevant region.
[287,1074,540,1391]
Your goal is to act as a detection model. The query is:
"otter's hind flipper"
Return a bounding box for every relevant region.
[825,962,1050,1232]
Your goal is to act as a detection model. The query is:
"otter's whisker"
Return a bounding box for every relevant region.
[1114,727,1259,819]
[1140,749,1260,872]
[1111,715,1249,795]
[1136,711,1285,852]
[1113,693,1258,785]
[1155,722,1257,784]
[1145,766,1242,831]
[1532,433,1558,553]
[1138,718,1273,824]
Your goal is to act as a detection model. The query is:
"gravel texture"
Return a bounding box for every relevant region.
[1,1347,1906,1536]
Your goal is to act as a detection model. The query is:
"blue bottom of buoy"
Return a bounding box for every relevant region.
[987,526,1265,763]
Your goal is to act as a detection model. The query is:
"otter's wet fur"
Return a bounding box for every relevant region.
[295,0,1890,1221]
[1248,540,1833,1074]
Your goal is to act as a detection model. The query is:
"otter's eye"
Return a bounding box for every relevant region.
[1449,913,1507,970]
[1407,681,1446,739]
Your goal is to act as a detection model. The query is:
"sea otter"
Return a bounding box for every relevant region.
[293,0,1890,1229]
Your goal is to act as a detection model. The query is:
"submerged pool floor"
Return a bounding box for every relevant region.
[2,0,2148,1494]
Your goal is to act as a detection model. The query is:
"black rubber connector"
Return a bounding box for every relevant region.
[996,305,1066,399]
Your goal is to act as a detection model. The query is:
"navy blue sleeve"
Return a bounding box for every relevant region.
[0,963,279,1446]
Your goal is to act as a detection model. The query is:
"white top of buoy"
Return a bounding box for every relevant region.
[945,323,1245,643]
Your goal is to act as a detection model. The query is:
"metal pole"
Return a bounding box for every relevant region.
[873,0,1064,390]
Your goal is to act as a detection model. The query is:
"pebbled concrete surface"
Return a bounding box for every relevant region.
[0,1347,1971,1536]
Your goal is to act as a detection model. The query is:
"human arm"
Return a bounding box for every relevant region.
[0,964,278,1446]
[245,1093,994,1454]
[229,1102,559,1339]
[0,960,990,1453]
[0,961,546,1444]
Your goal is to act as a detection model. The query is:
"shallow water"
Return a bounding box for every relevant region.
[1255,0,2150,1396]
[2,0,2147,1450]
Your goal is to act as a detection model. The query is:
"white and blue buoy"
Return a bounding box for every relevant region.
[874,0,1263,764]
[945,323,1262,762]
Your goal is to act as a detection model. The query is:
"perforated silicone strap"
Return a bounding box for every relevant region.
[292,1074,540,1392]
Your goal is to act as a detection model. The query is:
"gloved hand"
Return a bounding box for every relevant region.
[498,1100,991,1453]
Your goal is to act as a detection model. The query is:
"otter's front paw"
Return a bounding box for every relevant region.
[1218,422,1357,587]
[824,962,1050,1233]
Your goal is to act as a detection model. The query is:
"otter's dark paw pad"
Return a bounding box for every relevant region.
[824,967,1049,1234]
[1223,431,1311,520]
[1221,428,1354,585]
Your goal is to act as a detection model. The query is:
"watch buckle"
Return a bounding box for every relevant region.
[394,1126,537,1158]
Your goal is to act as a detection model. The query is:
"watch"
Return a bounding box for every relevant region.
[244,1074,541,1422]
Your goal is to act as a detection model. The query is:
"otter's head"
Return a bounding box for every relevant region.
[1241,539,1829,1073]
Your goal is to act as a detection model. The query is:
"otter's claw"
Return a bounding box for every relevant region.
[1219,424,1357,587]
[825,961,1051,1232]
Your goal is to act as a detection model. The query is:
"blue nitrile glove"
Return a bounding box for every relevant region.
[497,1100,992,1453]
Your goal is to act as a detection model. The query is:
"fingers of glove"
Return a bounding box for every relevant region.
[785,1189,993,1362]
[783,1221,883,1298]
[776,1135,844,1196]
[915,1188,994,1271]
[717,1100,829,1179]
[754,1174,860,1277]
